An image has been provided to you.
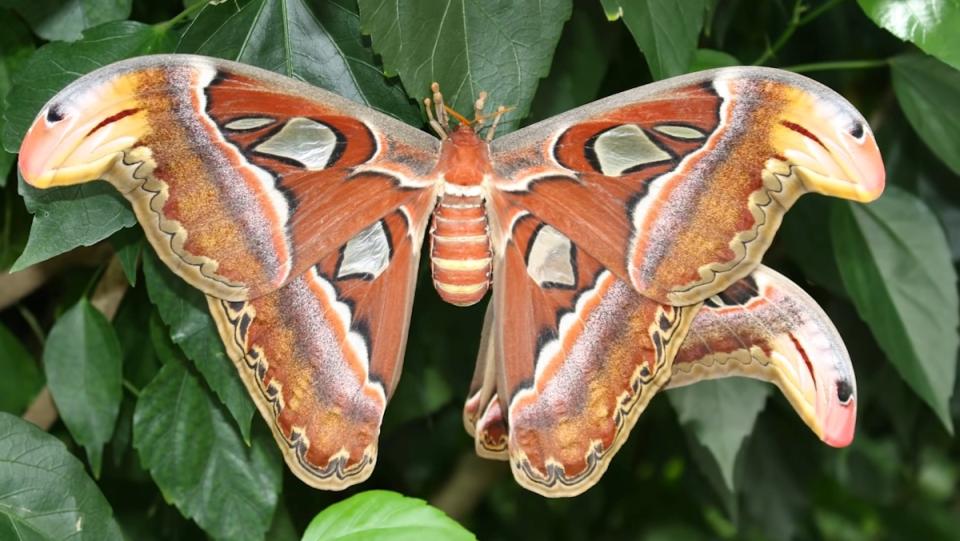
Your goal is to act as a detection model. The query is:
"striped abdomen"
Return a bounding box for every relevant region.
[430,193,492,306]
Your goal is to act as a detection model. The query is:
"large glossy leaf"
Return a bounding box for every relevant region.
[358,0,572,133]
[0,0,132,42]
[43,298,123,477]
[0,322,43,414]
[176,0,419,124]
[832,187,958,431]
[132,361,281,541]
[890,54,960,176]
[142,249,254,441]
[0,11,33,187]
[0,412,124,540]
[600,0,708,79]
[668,379,771,490]
[858,0,960,71]
[302,490,475,541]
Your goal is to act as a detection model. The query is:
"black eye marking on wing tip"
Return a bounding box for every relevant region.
[46,106,65,123]
[836,379,853,404]
[849,122,864,139]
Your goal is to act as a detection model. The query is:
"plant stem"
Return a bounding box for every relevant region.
[17,304,45,345]
[123,379,142,398]
[784,59,890,73]
[155,0,209,33]
[752,0,848,66]
[798,0,845,26]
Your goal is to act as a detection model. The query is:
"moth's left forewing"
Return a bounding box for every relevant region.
[208,192,434,489]
[19,55,441,302]
[489,210,695,497]
[491,68,882,306]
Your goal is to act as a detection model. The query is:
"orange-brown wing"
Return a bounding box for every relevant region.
[18,54,439,301]
[668,265,856,447]
[488,209,696,496]
[490,67,883,305]
[209,194,433,489]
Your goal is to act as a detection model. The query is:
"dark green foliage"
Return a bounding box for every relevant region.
[0,1,958,540]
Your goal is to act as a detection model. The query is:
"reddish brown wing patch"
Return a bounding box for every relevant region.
[492,84,721,290]
[199,72,435,297]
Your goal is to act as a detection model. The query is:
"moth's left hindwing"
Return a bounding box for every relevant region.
[488,210,696,497]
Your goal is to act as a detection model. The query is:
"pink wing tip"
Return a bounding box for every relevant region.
[855,132,886,202]
[820,395,856,447]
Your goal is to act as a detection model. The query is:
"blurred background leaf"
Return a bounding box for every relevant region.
[890,54,960,175]
[0,0,132,42]
[833,186,958,431]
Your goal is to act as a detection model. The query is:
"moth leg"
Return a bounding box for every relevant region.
[486,105,510,142]
[424,97,448,139]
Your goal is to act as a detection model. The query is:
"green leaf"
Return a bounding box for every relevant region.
[358,0,572,133]
[12,178,136,272]
[43,298,123,477]
[265,501,298,541]
[133,362,281,541]
[858,0,960,71]
[527,3,618,124]
[0,322,43,414]
[111,226,142,286]
[302,490,476,541]
[688,48,739,72]
[737,417,811,541]
[0,0,132,42]
[113,286,163,389]
[142,249,254,441]
[3,21,173,153]
[176,0,420,124]
[382,364,451,434]
[832,187,959,431]
[667,378,771,490]
[600,0,708,79]
[0,180,31,270]
[0,10,34,187]
[0,412,124,540]
[890,54,960,176]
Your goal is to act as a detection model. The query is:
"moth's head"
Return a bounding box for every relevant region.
[19,68,150,188]
[758,71,885,203]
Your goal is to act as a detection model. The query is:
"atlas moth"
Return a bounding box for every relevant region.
[18,54,884,497]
